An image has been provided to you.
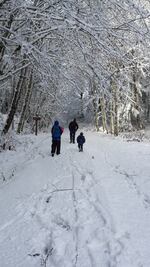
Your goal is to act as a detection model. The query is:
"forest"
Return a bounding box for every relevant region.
[0,0,150,146]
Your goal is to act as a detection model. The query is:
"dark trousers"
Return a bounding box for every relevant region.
[51,140,61,155]
[70,131,75,143]
[78,144,83,151]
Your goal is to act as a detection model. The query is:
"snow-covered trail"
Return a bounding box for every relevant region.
[0,130,150,267]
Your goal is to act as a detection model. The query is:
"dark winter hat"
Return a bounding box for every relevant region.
[54,120,59,125]
[80,132,83,135]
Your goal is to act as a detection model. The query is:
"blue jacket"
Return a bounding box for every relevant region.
[51,121,63,141]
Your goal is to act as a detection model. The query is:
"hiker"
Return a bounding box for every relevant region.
[51,120,63,157]
[77,132,85,152]
[68,118,78,143]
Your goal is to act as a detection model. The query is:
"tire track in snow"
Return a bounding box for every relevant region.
[114,165,150,210]
[104,149,150,211]
[24,182,77,266]
[69,154,126,267]
[72,171,79,267]
[71,158,113,230]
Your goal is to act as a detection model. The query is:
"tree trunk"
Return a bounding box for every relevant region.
[100,94,108,133]
[2,66,27,135]
[110,101,114,134]
[147,92,150,122]
[111,79,118,136]
[132,72,142,129]
[92,97,98,131]
[17,69,33,133]
[91,77,99,131]
[80,92,84,118]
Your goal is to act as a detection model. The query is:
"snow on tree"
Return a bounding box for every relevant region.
[0,0,150,139]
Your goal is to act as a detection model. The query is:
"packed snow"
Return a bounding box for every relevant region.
[0,128,150,267]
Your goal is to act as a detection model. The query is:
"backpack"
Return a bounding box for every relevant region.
[52,125,61,140]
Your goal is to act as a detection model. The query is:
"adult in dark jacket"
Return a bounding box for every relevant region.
[51,120,63,156]
[69,118,78,143]
[77,132,85,152]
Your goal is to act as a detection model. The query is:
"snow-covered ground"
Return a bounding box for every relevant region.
[0,129,150,267]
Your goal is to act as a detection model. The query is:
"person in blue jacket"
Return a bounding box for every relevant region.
[51,120,63,156]
[77,132,85,152]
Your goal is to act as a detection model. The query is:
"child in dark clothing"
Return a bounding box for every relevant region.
[77,132,85,152]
